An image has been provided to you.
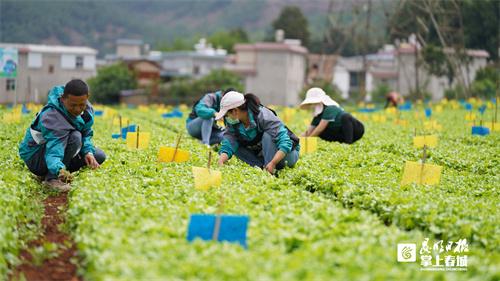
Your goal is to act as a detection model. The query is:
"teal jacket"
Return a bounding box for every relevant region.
[219,106,299,159]
[19,86,95,175]
[186,91,222,123]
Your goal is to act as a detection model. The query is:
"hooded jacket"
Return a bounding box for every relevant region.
[19,85,95,175]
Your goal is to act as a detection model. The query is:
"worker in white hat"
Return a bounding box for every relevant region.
[215,91,300,174]
[300,87,364,144]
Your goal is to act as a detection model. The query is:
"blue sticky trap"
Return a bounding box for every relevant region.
[162,109,183,118]
[398,102,412,111]
[465,103,472,111]
[187,214,249,248]
[94,110,103,116]
[425,108,432,118]
[111,133,121,139]
[22,104,31,114]
[472,126,490,136]
[478,105,486,115]
[121,125,136,139]
[357,108,377,113]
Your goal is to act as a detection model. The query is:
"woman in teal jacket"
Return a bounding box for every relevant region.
[216,91,300,174]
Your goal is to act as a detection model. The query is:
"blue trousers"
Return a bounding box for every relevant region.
[234,133,299,170]
[25,131,106,180]
[186,117,224,145]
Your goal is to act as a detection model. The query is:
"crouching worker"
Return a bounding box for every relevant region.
[216,91,300,174]
[19,79,106,191]
[385,91,403,108]
[186,89,229,145]
[300,87,364,144]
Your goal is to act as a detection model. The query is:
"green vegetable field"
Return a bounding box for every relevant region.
[1,101,499,280]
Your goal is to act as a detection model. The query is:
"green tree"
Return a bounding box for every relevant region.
[87,63,137,104]
[157,38,195,52]
[208,28,249,53]
[471,65,498,99]
[167,69,244,101]
[271,6,310,46]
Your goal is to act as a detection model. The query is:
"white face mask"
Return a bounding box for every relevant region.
[313,103,324,116]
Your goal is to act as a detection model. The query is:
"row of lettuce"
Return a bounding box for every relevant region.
[64,107,498,280]
[0,114,44,279]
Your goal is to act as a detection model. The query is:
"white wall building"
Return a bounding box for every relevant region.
[0,43,97,104]
[227,40,308,106]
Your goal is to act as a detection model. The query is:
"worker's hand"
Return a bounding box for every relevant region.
[85,153,100,169]
[265,162,276,174]
[214,111,219,117]
[218,153,228,166]
[58,169,73,183]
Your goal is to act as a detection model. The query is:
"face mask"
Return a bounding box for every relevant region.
[313,103,324,116]
[225,116,240,125]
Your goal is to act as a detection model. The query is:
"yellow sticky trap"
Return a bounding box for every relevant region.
[138,105,149,112]
[465,114,476,121]
[126,132,151,149]
[158,147,190,162]
[104,108,117,119]
[114,117,129,126]
[2,113,21,123]
[282,108,295,123]
[401,161,442,186]
[394,119,408,126]
[424,121,442,131]
[354,114,369,122]
[385,107,396,114]
[484,122,500,132]
[372,115,387,122]
[299,137,317,155]
[192,167,222,191]
[435,105,443,113]
[413,135,438,148]
[179,104,188,111]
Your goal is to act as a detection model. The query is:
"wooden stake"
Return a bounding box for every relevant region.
[171,133,183,162]
[212,195,224,241]
[119,115,122,136]
[420,145,428,185]
[136,126,140,149]
[207,150,212,172]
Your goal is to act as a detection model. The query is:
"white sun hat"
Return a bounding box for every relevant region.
[300,87,339,108]
[215,91,246,120]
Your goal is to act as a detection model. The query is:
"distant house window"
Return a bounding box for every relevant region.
[76,56,84,69]
[83,55,96,70]
[49,65,54,73]
[28,53,42,68]
[349,71,364,87]
[6,79,15,91]
[61,54,76,69]
[193,65,200,75]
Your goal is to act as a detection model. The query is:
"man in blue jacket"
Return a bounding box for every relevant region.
[19,79,106,191]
